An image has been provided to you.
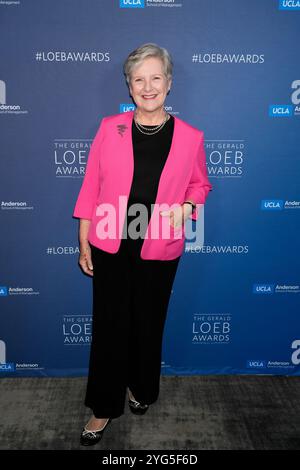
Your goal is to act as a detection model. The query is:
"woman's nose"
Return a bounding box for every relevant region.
[143,80,154,92]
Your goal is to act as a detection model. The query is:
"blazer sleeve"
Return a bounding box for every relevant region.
[73,117,106,220]
[184,131,213,220]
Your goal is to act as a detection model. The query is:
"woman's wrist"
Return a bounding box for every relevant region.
[79,239,90,249]
[182,201,196,215]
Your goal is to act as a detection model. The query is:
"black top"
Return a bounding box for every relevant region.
[123,113,175,240]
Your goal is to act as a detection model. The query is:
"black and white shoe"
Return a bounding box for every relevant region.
[80,418,111,446]
[128,397,149,415]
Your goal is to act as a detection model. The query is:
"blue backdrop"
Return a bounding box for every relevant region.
[1,0,299,377]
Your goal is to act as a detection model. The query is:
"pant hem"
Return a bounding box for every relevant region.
[85,403,125,420]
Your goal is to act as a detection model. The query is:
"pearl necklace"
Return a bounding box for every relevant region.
[134,111,170,135]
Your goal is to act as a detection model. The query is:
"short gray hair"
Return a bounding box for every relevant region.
[123,43,173,86]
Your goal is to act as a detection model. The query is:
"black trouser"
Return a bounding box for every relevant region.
[84,236,181,419]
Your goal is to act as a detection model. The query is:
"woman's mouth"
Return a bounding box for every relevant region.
[142,94,157,100]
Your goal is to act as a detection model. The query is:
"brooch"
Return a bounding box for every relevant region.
[117,124,128,137]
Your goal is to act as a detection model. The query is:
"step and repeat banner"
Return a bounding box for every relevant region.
[1,0,299,377]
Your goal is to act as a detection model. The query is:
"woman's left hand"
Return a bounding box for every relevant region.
[159,203,193,229]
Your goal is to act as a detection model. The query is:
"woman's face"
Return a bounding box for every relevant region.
[129,56,171,115]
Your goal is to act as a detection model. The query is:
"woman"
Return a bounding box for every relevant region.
[73,43,213,446]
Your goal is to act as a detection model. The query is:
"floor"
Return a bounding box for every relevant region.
[1,374,300,450]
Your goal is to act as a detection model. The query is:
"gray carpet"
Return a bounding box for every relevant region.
[0,375,300,450]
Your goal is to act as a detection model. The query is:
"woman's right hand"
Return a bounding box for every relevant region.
[79,241,94,276]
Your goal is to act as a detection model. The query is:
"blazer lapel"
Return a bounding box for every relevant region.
[114,111,135,197]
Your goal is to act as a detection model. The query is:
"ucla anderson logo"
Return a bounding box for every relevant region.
[247,360,267,369]
[0,286,8,296]
[269,81,300,117]
[253,284,274,294]
[261,200,284,210]
[0,340,15,373]
[119,103,136,113]
[279,0,300,10]
[269,105,293,117]
[120,0,145,7]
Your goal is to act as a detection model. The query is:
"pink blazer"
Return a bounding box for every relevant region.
[73,110,213,260]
